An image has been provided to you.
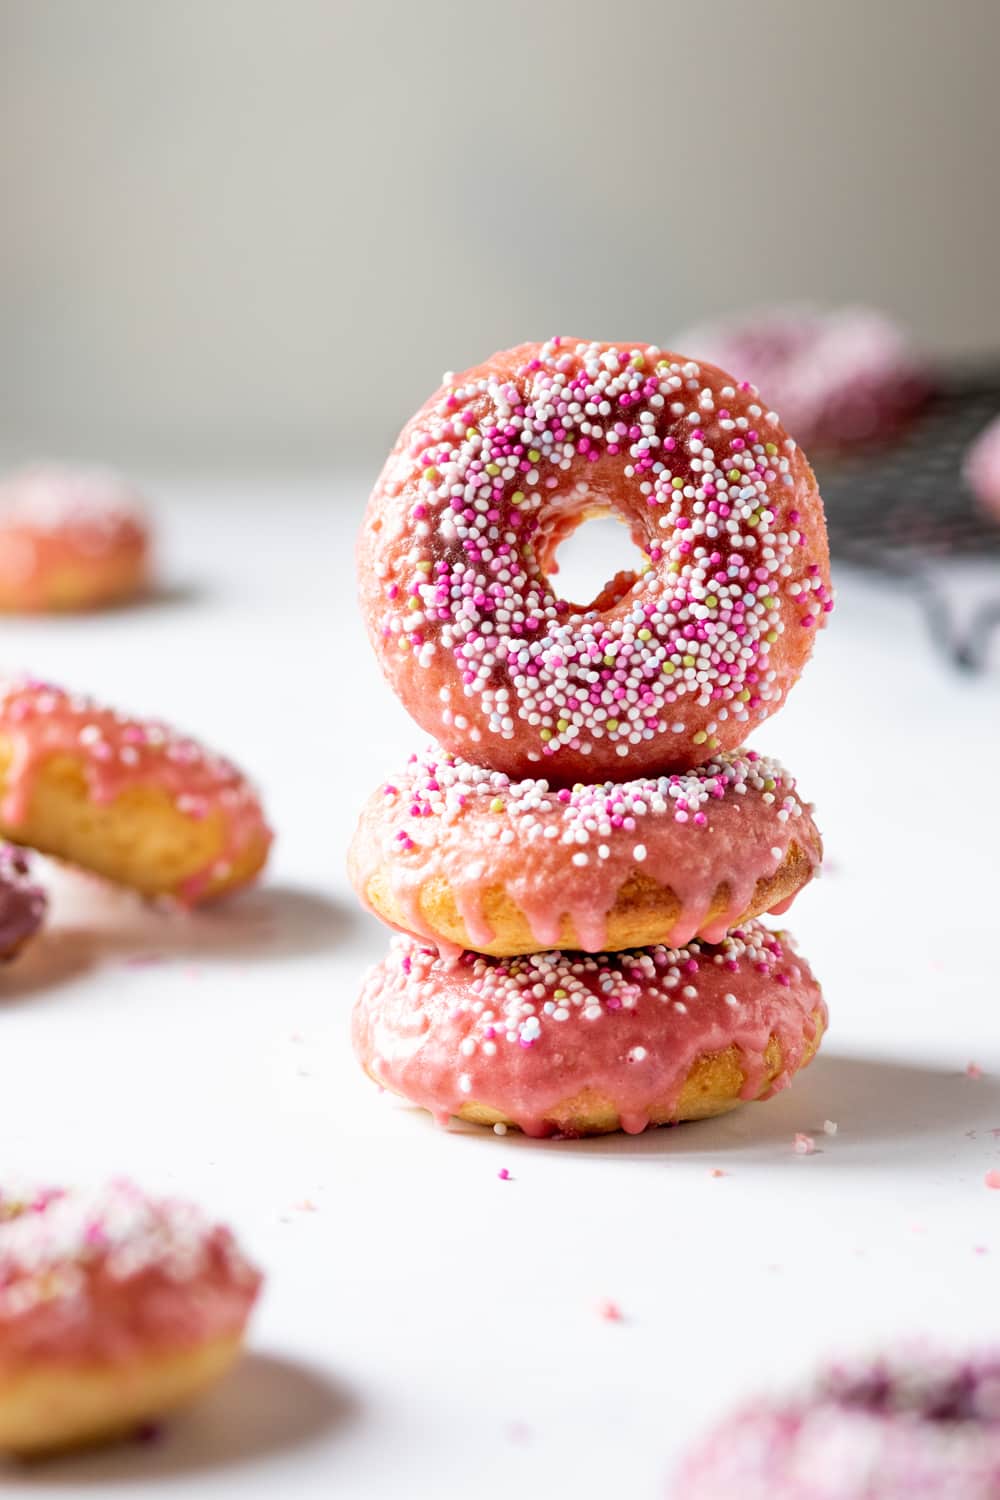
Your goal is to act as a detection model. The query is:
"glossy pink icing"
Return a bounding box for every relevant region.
[0,677,272,903]
[673,1348,1000,1499]
[359,338,832,782]
[0,1181,261,1370]
[353,922,825,1136]
[350,746,821,954]
[0,465,149,606]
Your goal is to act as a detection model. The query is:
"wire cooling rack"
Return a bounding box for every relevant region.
[815,364,1000,669]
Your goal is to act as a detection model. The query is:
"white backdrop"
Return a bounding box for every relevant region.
[2,0,1000,467]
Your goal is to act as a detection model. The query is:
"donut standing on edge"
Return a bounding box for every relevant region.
[359,338,831,782]
[350,337,833,1138]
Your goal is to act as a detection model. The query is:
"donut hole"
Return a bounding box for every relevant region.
[544,510,648,611]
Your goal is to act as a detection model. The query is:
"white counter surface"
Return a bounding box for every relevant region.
[2,483,999,1497]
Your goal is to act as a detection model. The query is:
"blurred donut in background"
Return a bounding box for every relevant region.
[964,414,1000,524]
[0,465,151,612]
[673,306,932,454]
[0,844,47,961]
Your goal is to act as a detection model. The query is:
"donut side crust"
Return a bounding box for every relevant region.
[0,1331,243,1455]
[363,840,816,956]
[0,747,268,901]
[0,550,148,614]
[368,1008,826,1136]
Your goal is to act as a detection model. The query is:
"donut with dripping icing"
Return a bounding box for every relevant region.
[0,466,151,613]
[0,677,272,904]
[349,746,821,957]
[353,922,825,1137]
[0,1180,262,1455]
[673,306,932,453]
[359,338,831,781]
[672,1348,1000,1499]
[0,844,47,960]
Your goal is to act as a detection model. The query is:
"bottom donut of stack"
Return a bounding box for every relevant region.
[353,921,826,1138]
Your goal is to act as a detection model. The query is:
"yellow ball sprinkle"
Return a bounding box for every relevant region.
[693,730,708,745]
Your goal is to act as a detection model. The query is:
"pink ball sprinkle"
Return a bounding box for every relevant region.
[497,1168,511,1181]
[985,1170,1000,1190]
[598,1299,623,1322]
[967,1062,984,1079]
[793,1133,816,1156]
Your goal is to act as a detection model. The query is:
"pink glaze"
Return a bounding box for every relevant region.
[0,676,272,903]
[0,1181,261,1370]
[350,746,822,954]
[674,306,931,452]
[965,415,1000,524]
[359,338,831,782]
[0,465,149,608]
[353,922,825,1137]
[674,1348,1000,1499]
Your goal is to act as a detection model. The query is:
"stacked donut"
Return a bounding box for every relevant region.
[350,338,832,1137]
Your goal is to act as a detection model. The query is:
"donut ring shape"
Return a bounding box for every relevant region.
[0,677,272,905]
[349,746,821,958]
[359,338,831,781]
[353,922,825,1137]
[672,1348,1000,1500]
[0,1180,262,1455]
[0,844,47,960]
[0,466,150,613]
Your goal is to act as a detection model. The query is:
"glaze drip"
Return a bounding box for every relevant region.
[353,921,825,1137]
[350,745,822,952]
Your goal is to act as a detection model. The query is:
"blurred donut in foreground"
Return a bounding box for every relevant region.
[672,1347,1000,1499]
[674,306,931,453]
[0,1179,262,1456]
[0,677,272,905]
[0,465,150,613]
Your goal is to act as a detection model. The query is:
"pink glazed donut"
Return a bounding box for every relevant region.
[0,466,150,613]
[349,745,822,958]
[0,1180,262,1454]
[672,1348,1000,1499]
[0,676,272,904]
[353,921,826,1137]
[359,338,831,782]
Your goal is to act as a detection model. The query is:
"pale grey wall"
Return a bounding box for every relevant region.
[2,0,999,467]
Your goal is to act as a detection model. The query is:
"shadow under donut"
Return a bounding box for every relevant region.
[6,1352,358,1485]
[0,882,356,1007]
[442,1051,1000,1160]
